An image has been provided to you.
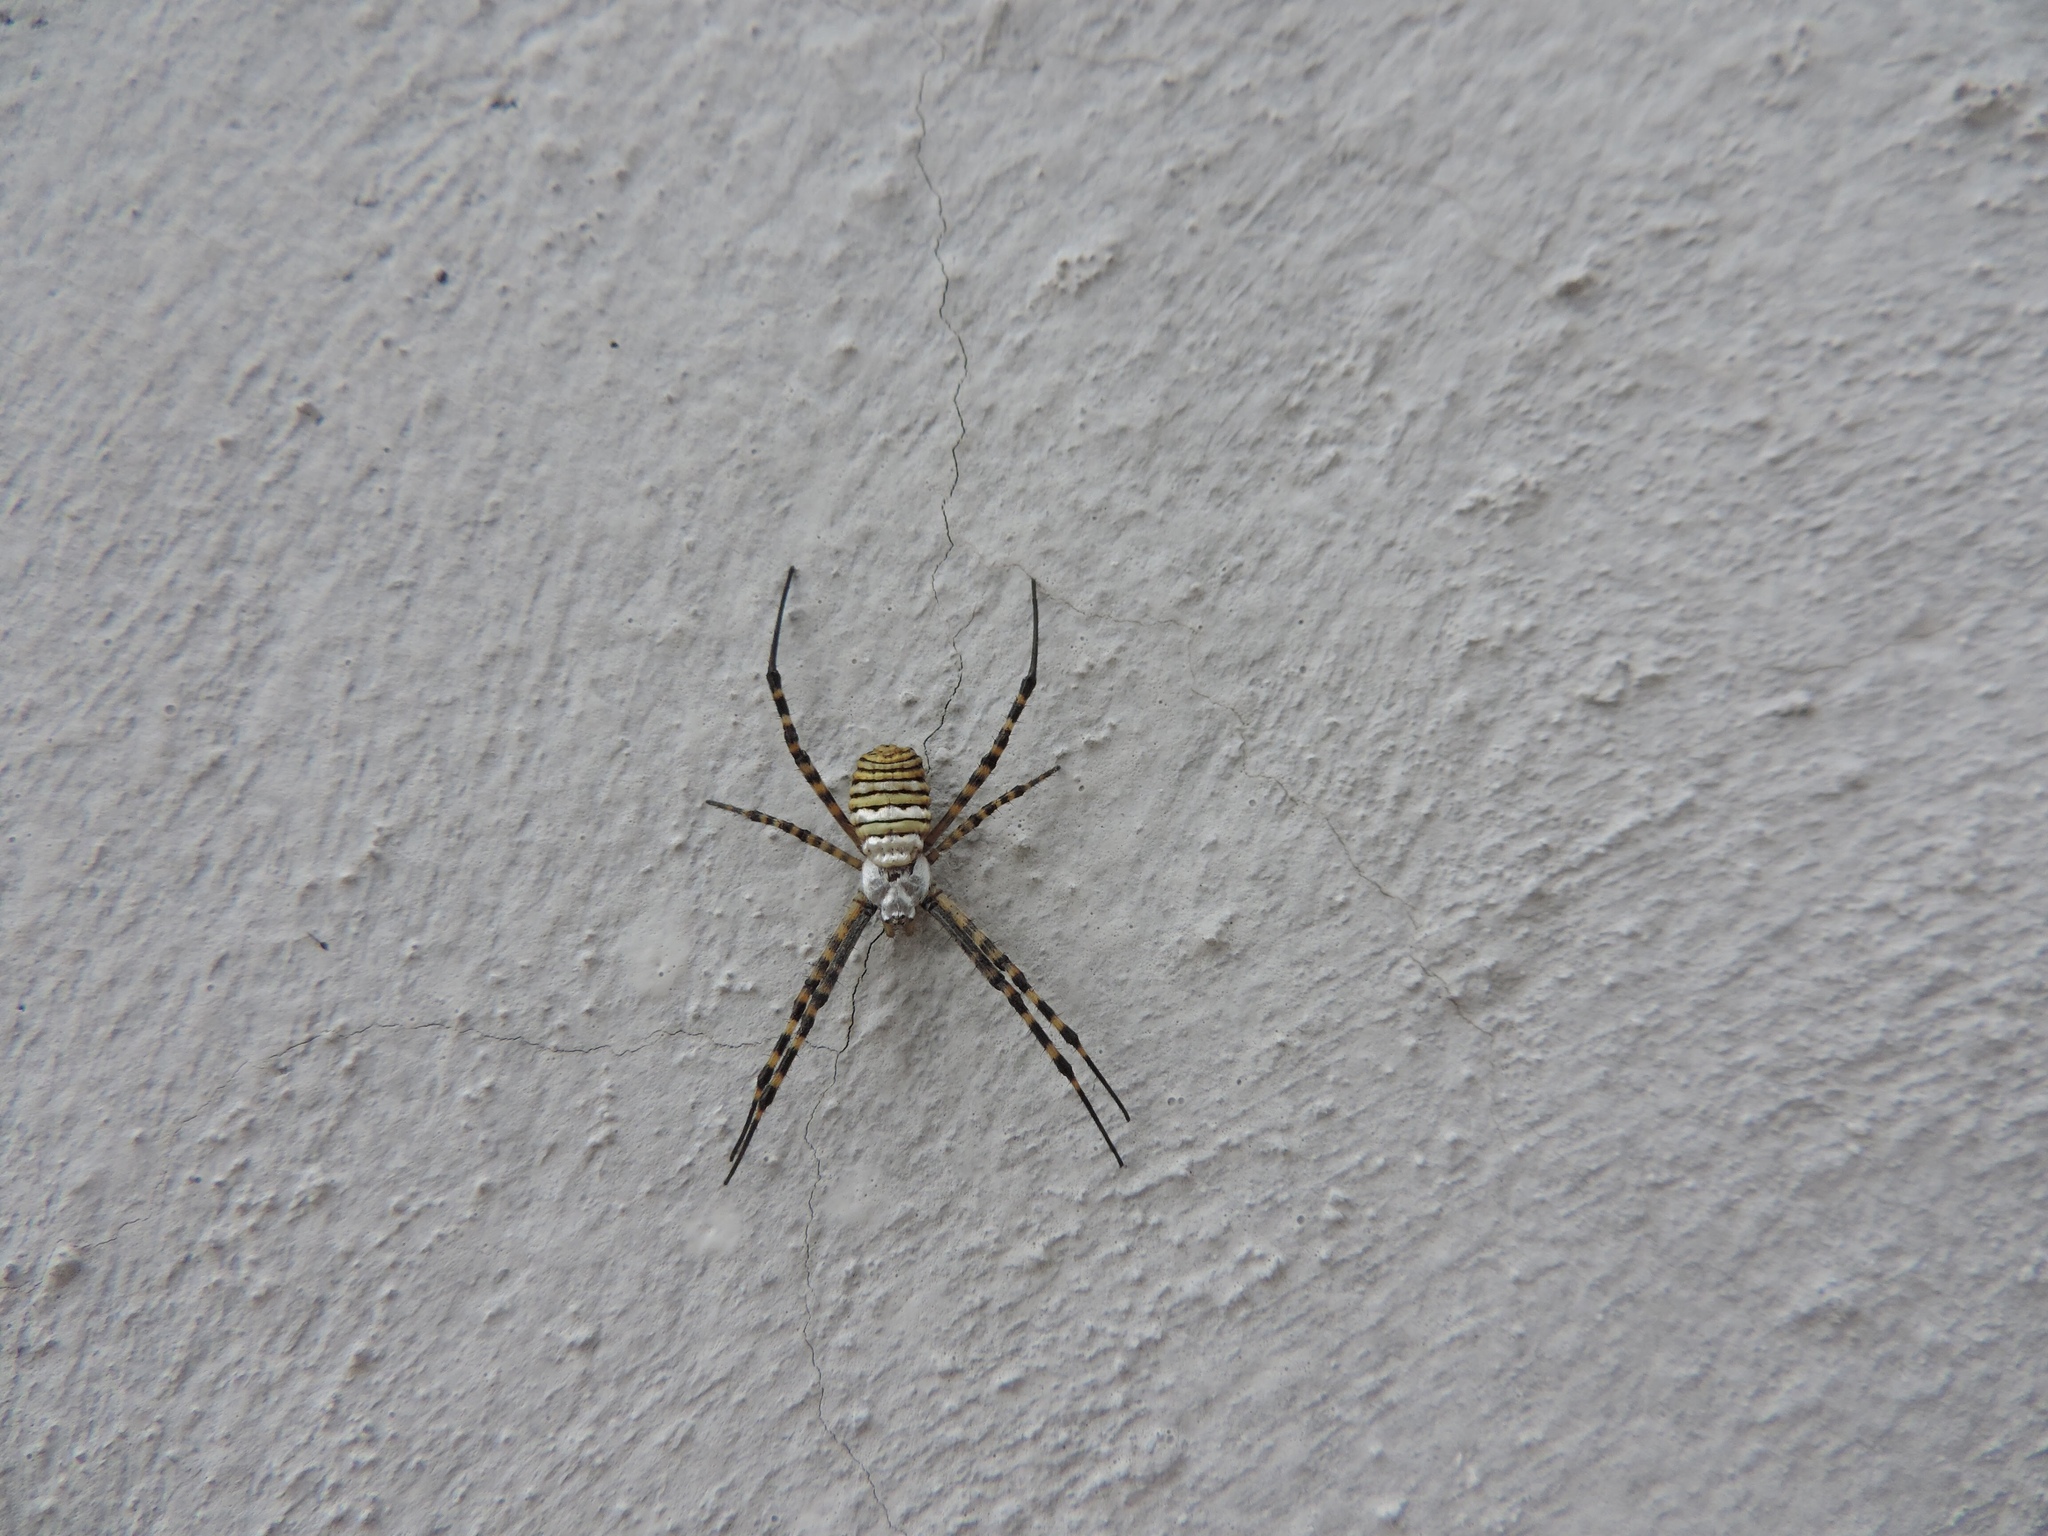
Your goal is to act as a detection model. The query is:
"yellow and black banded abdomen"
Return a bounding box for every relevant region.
[849,744,931,869]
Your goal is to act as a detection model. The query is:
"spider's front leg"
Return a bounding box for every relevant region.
[923,888,1128,1165]
[725,895,876,1182]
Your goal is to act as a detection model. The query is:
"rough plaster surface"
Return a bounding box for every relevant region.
[6,2,2048,1531]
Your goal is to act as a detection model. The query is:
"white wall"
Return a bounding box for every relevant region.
[6,2,2046,1530]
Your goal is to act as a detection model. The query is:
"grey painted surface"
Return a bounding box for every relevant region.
[5,3,2046,1531]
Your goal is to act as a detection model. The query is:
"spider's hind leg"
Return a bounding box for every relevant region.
[704,801,864,870]
[925,580,1040,847]
[928,766,1060,860]
[763,568,865,851]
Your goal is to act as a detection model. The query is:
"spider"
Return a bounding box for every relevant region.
[706,567,1130,1183]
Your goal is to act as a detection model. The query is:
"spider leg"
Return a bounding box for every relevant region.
[928,889,1128,1121]
[927,767,1060,860]
[925,579,1039,848]
[704,800,864,870]
[924,889,1126,1165]
[765,567,865,851]
[725,895,876,1182]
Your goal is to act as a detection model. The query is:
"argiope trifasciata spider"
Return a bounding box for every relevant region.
[706,568,1130,1183]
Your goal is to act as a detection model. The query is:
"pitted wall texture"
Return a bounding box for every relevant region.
[5,3,2046,1531]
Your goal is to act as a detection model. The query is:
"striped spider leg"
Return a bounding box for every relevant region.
[722,895,875,1182]
[705,568,1130,1181]
[922,890,1128,1165]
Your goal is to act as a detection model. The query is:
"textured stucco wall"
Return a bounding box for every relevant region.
[6,2,2047,1531]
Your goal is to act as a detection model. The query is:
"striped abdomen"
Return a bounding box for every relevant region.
[849,745,930,869]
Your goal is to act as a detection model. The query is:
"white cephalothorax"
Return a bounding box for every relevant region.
[704,566,1130,1185]
[861,852,930,926]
